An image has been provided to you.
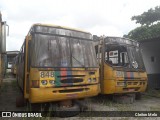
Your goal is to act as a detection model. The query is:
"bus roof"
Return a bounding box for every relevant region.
[105,36,139,47]
[31,23,91,34]
[106,36,139,43]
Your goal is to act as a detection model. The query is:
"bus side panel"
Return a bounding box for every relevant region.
[17,43,25,91]
[101,64,115,94]
[24,38,30,99]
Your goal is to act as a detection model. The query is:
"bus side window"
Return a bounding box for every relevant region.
[95,45,102,64]
[120,52,129,66]
[97,53,102,59]
[108,50,118,65]
[22,45,24,61]
[105,52,107,61]
[26,36,31,70]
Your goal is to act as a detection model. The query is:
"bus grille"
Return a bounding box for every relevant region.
[61,79,83,83]
[59,88,85,93]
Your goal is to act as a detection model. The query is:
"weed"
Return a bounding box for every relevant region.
[149,106,160,111]
[144,89,160,97]
[11,80,19,91]
[0,82,9,92]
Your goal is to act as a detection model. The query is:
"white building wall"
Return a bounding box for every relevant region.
[141,40,160,74]
[140,40,160,89]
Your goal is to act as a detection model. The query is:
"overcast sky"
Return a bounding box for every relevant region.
[0,0,160,51]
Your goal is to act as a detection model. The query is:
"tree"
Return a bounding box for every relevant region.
[131,6,160,26]
[124,6,160,41]
[124,22,160,40]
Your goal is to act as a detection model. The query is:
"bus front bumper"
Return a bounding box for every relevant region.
[29,84,100,103]
[102,80,147,94]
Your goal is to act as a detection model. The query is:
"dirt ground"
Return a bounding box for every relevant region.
[0,71,160,120]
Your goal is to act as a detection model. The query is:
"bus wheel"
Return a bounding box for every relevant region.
[113,95,134,104]
[75,99,88,111]
[135,92,141,100]
[55,103,80,117]
[16,96,26,107]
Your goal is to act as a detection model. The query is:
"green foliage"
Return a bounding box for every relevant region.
[124,6,160,41]
[132,6,160,26]
[125,22,160,40]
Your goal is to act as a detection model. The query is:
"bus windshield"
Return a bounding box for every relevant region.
[30,26,98,68]
[105,44,145,70]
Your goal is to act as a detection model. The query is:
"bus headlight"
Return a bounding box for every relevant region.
[41,80,47,85]
[88,78,92,83]
[49,80,55,85]
[117,82,125,86]
[93,78,96,82]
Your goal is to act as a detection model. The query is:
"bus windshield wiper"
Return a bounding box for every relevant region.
[68,35,86,68]
[71,55,85,68]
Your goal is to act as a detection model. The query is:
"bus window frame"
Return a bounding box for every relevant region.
[104,44,130,68]
[29,32,98,68]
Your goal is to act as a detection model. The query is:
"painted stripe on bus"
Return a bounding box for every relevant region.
[55,71,61,86]
[60,68,67,80]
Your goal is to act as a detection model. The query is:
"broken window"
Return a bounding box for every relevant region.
[105,45,129,67]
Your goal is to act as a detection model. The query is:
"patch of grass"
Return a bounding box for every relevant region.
[24,102,54,120]
[11,79,19,91]
[149,106,160,111]
[104,100,114,107]
[114,103,132,111]
[90,95,114,107]
[145,89,160,97]
[142,94,152,99]
[118,118,130,120]
[1,79,19,92]
[0,82,10,92]
[5,73,9,78]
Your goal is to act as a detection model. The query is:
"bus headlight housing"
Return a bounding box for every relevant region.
[41,80,47,85]
[117,82,125,86]
[88,78,92,83]
[49,80,55,85]
[92,78,96,82]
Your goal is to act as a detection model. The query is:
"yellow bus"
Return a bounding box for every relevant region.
[16,24,99,116]
[95,36,147,102]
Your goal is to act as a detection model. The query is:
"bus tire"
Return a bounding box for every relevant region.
[113,95,134,104]
[135,92,141,100]
[75,99,88,111]
[55,104,80,117]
